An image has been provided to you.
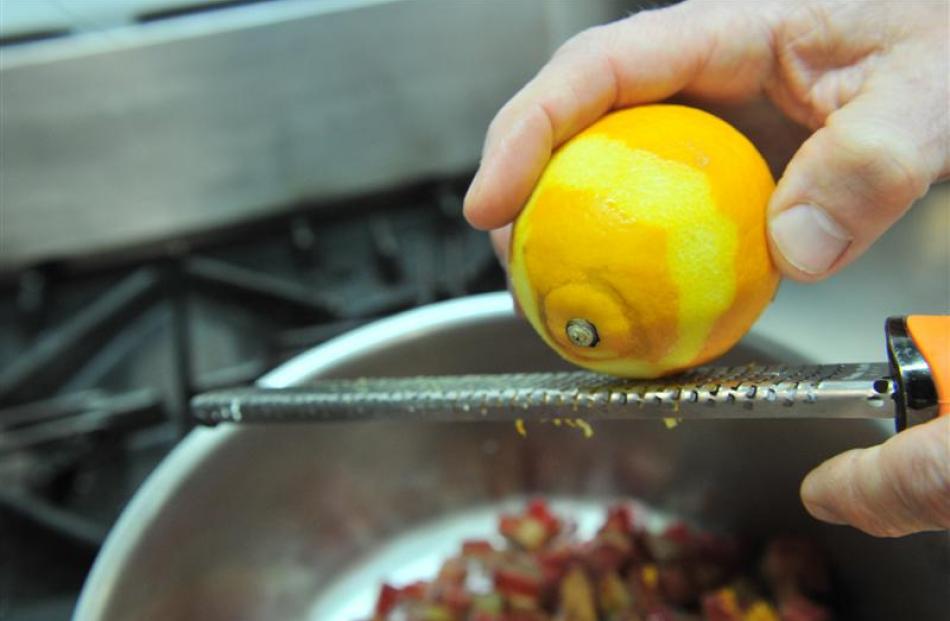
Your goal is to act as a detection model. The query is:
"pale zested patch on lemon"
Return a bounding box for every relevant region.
[509,105,778,378]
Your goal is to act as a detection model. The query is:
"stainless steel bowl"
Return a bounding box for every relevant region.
[74,292,948,621]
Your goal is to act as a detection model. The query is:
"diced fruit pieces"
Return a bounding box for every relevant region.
[375,584,401,617]
[463,539,496,557]
[495,564,543,598]
[599,571,633,613]
[412,604,454,621]
[500,500,562,551]
[761,538,830,599]
[778,595,833,621]
[436,557,467,586]
[559,566,598,621]
[436,582,471,613]
[643,605,681,621]
[473,593,504,613]
[600,505,636,535]
[537,543,575,585]
[402,581,429,599]
[374,581,431,619]
[702,588,744,621]
[526,500,561,531]
[743,600,781,621]
[658,564,694,606]
[367,503,835,621]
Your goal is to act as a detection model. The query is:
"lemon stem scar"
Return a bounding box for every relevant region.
[566,318,599,348]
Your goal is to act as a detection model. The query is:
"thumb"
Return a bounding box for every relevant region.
[767,93,946,280]
[800,416,950,537]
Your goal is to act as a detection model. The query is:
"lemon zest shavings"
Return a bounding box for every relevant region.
[574,418,594,438]
[515,418,527,437]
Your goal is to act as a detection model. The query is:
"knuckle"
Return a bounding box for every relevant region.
[486,95,529,146]
[485,112,504,141]
[863,425,950,536]
[800,2,835,35]
[554,21,630,68]
[889,424,950,527]
[846,448,914,537]
[553,26,604,59]
[827,124,930,203]
[849,495,906,537]
[553,32,582,57]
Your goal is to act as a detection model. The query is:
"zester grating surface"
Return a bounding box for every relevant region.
[192,363,895,425]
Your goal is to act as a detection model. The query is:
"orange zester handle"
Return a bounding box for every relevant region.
[906,315,950,416]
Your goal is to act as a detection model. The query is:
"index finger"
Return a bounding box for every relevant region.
[462,2,775,231]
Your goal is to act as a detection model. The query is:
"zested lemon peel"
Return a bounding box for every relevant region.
[513,417,595,439]
[509,104,778,379]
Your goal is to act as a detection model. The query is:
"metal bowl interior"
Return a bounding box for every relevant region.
[75,293,948,621]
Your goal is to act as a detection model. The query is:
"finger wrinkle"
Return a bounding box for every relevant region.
[599,42,623,112]
[828,112,930,205]
[689,25,721,91]
[840,448,891,534]
[484,95,528,158]
[540,44,620,144]
[531,101,557,158]
[854,444,914,536]
[582,23,622,109]
[883,421,950,528]
[549,77,588,145]
[830,447,904,537]
[804,450,862,523]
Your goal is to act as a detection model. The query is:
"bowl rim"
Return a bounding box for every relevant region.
[71,290,833,620]
[73,292,516,620]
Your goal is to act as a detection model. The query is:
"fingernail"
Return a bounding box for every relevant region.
[769,204,852,275]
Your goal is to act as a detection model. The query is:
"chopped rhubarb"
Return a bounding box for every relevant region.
[658,563,694,606]
[600,504,636,535]
[462,539,496,557]
[375,584,401,617]
[500,500,561,551]
[762,538,830,599]
[778,595,833,621]
[436,557,467,586]
[365,503,836,621]
[559,566,598,621]
[599,571,633,613]
[495,565,543,598]
[744,600,781,621]
[702,587,744,621]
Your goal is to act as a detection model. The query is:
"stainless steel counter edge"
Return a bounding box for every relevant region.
[1,0,630,268]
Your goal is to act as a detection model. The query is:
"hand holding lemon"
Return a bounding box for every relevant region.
[463,0,949,538]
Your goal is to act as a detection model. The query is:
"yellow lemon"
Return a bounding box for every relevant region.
[508,104,779,378]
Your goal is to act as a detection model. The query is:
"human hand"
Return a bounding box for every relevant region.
[463,0,950,536]
[800,415,949,537]
[464,0,948,280]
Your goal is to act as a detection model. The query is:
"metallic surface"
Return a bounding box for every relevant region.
[886,316,940,430]
[75,293,948,621]
[0,0,630,269]
[565,318,599,347]
[191,363,896,425]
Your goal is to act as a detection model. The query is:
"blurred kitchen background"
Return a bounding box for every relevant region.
[0,1,648,619]
[0,1,946,620]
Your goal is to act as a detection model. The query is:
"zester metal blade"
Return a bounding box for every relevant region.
[192,363,896,425]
